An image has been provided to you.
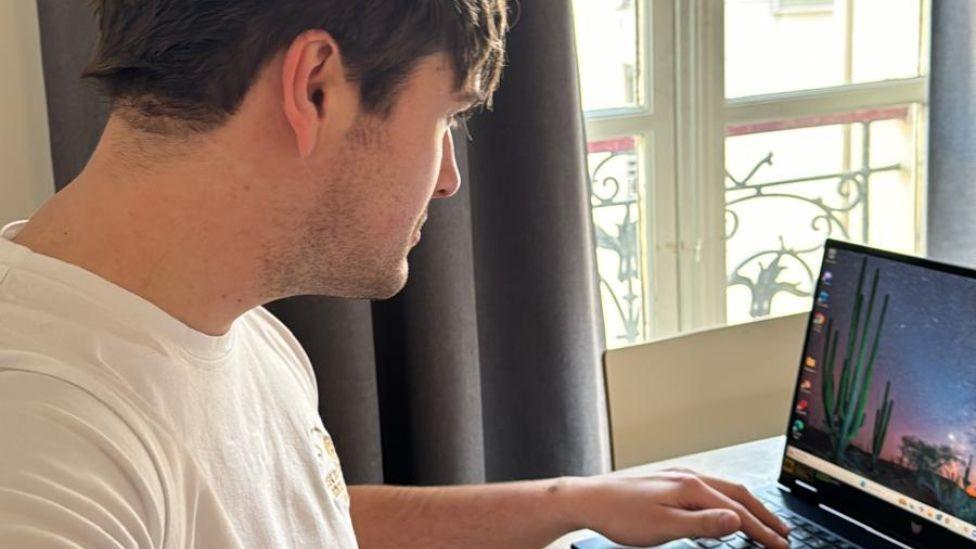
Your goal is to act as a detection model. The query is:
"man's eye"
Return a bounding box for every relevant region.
[448,110,474,128]
[448,112,473,139]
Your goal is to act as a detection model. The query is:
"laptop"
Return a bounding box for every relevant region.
[574,239,976,549]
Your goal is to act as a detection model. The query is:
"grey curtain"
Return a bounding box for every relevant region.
[928,0,976,264]
[36,1,108,187]
[35,1,609,486]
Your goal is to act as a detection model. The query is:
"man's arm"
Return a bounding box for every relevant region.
[349,479,573,549]
[350,470,791,549]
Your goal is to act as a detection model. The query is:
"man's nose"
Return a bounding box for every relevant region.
[433,131,461,199]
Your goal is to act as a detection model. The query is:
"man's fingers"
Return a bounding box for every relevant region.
[699,476,790,536]
[656,507,741,541]
[674,477,788,549]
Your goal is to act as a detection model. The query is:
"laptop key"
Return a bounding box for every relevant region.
[762,501,782,511]
[736,533,764,547]
[788,529,812,541]
[820,533,841,544]
[693,539,724,548]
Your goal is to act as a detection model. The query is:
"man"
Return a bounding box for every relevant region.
[0,1,790,547]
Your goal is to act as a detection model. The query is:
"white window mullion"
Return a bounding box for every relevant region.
[673,0,727,333]
[644,0,680,337]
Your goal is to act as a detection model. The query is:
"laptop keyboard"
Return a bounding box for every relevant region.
[690,493,862,548]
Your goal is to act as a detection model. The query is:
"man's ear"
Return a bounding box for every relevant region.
[281,30,342,159]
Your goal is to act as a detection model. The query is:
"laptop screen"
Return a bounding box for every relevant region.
[782,240,976,543]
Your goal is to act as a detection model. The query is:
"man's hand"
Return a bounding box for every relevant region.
[559,468,791,549]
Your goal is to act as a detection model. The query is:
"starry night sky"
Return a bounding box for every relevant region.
[795,246,976,482]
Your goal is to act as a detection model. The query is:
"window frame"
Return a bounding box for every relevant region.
[582,0,931,345]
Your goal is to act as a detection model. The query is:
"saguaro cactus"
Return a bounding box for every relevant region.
[871,380,894,467]
[964,454,973,490]
[821,258,890,463]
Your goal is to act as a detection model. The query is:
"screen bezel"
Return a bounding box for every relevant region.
[776,238,976,548]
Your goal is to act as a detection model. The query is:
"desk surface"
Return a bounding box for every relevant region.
[544,436,787,549]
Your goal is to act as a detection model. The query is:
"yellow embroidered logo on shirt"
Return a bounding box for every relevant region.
[309,426,350,506]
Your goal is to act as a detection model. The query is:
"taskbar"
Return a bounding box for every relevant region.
[784,445,976,542]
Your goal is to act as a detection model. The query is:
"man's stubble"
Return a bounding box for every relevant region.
[262,119,412,302]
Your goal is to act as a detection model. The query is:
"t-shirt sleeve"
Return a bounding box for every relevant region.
[0,370,165,549]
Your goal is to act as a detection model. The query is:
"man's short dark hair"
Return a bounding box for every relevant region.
[83,0,509,133]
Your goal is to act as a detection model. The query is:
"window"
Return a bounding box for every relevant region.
[574,0,930,348]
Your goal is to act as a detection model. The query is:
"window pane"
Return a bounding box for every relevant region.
[725,0,923,98]
[573,0,641,111]
[724,107,921,324]
[849,0,924,85]
[588,137,646,347]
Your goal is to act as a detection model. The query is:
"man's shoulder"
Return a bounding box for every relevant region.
[0,354,186,475]
[0,365,237,547]
[0,364,170,465]
[0,367,168,539]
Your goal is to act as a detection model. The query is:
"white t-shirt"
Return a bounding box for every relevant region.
[0,219,359,548]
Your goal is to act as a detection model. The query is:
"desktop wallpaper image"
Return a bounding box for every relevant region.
[790,247,976,523]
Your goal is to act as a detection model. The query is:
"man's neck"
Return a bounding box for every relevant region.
[12,123,273,337]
